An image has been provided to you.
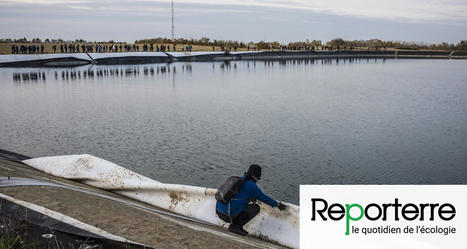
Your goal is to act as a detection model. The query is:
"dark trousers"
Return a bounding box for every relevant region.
[217,204,260,227]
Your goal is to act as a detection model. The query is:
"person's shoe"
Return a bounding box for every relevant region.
[228,225,248,236]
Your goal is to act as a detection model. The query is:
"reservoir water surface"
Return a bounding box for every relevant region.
[1,58,466,204]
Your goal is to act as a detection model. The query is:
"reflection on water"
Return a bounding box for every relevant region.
[2,59,466,204]
[13,72,46,82]
[11,58,384,84]
[12,64,192,83]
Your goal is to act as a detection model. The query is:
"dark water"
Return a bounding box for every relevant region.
[1,59,467,204]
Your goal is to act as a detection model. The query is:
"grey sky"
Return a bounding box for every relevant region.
[1,0,466,43]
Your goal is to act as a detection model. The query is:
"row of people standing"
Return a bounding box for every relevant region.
[10,43,130,54]
[220,45,240,52]
[11,43,236,54]
[10,43,375,54]
[11,44,45,54]
[9,43,194,54]
[55,44,143,53]
[141,44,189,52]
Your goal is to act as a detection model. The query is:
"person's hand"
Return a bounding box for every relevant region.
[278,202,287,211]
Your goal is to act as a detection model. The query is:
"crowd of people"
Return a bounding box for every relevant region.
[9,43,196,54]
[10,44,45,54]
[8,43,367,55]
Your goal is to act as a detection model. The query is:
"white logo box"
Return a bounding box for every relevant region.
[300,185,467,249]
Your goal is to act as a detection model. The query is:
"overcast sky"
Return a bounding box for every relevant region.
[1,0,466,43]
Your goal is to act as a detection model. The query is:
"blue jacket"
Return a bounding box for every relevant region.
[216,176,278,217]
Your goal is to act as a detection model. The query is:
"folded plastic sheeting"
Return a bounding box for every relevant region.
[23,154,299,248]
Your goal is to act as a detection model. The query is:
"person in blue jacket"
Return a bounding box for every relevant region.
[216,164,287,236]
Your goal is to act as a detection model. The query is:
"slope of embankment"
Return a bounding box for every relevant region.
[0,151,286,249]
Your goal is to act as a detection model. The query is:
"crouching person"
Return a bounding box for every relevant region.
[215,164,287,236]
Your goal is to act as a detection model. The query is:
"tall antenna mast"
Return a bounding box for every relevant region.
[171,0,174,40]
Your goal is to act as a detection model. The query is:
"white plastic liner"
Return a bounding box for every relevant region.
[0,54,91,63]
[166,51,225,57]
[23,154,299,248]
[0,52,168,64]
[229,51,263,54]
[88,52,168,59]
